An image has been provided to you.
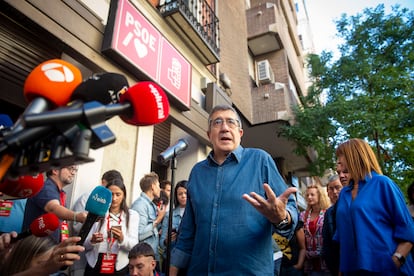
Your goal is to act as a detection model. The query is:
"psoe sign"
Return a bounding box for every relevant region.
[102,0,191,109]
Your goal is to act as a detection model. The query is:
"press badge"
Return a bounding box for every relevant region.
[0,200,13,217]
[100,253,117,274]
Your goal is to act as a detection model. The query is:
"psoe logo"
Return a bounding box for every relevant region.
[92,193,107,204]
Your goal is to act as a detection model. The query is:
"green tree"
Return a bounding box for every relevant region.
[282,4,414,188]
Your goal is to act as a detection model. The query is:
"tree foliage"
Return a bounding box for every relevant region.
[281,4,414,188]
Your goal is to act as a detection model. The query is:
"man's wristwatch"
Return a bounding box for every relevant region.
[274,212,290,229]
[393,252,406,266]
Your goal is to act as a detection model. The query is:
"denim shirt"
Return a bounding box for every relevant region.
[171,146,298,275]
[131,192,160,261]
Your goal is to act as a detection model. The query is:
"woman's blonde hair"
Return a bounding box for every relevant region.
[335,138,382,185]
[305,184,330,211]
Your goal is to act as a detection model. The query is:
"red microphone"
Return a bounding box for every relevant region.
[0,174,44,200]
[119,81,170,126]
[11,213,60,242]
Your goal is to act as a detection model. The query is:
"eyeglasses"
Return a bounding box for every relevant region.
[209,118,240,129]
[65,166,78,173]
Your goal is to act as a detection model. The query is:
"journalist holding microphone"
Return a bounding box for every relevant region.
[23,166,87,242]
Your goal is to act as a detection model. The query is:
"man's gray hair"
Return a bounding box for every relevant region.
[327,174,339,183]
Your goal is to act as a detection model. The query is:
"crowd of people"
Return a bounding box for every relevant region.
[1,107,414,276]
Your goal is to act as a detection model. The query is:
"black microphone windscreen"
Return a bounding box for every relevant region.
[71,73,128,104]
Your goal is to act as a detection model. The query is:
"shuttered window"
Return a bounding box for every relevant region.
[151,121,171,180]
[0,3,61,119]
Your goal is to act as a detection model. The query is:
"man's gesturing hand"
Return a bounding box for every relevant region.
[242,184,297,224]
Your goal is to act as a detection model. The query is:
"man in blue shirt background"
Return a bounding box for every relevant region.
[23,166,86,242]
[169,104,298,275]
[131,172,167,267]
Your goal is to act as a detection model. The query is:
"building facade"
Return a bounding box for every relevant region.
[0,0,314,207]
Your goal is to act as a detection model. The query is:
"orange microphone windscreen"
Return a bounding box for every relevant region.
[23,59,82,107]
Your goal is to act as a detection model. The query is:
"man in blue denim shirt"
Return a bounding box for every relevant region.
[169,105,298,275]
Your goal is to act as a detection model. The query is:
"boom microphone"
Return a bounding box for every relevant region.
[11,213,59,242]
[0,173,44,200]
[24,81,170,127]
[158,139,189,164]
[77,186,112,245]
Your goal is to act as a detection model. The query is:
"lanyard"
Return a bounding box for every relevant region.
[59,190,70,241]
[106,212,122,254]
[59,191,66,206]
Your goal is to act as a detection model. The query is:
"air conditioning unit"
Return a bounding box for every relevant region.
[257,60,274,84]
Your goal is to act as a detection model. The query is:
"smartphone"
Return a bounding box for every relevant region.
[111,225,122,231]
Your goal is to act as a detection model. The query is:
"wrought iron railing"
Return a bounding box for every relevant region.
[159,0,220,56]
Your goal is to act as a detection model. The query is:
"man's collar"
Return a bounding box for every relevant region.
[141,192,155,203]
[48,176,63,191]
[208,145,243,164]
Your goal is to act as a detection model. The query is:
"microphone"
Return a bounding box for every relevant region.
[11,213,60,242]
[0,59,82,178]
[0,125,55,156]
[70,72,129,105]
[14,59,82,134]
[55,72,129,150]
[23,81,170,127]
[0,173,44,200]
[118,81,169,126]
[0,73,128,159]
[158,138,189,164]
[42,72,129,151]
[77,186,112,245]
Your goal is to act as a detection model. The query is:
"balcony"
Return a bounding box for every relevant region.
[251,82,295,124]
[246,4,283,56]
[159,0,220,65]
